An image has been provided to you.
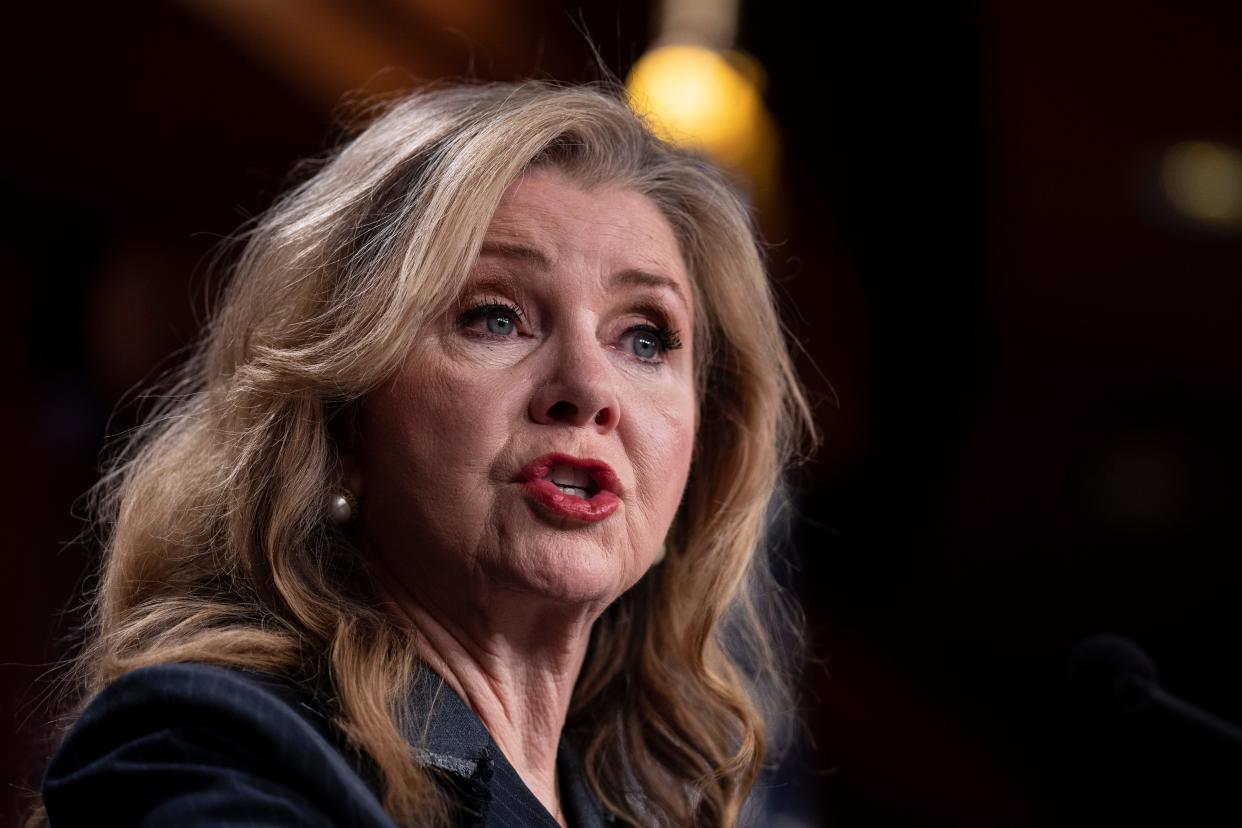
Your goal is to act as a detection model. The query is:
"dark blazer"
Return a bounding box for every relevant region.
[42,662,614,827]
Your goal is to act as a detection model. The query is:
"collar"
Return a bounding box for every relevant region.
[406,670,615,828]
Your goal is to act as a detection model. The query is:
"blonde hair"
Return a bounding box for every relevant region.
[33,81,816,827]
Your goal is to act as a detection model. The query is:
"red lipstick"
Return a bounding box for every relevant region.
[519,453,621,522]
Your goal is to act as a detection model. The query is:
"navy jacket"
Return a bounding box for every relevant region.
[42,662,614,827]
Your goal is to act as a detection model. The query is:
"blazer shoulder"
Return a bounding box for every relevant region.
[61,661,337,737]
[43,662,396,827]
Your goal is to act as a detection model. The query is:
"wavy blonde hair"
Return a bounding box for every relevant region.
[32,81,816,827]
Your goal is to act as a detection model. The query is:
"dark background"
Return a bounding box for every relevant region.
[4,2,1241,825]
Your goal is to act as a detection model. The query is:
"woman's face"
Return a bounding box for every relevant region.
[348,168,697,614]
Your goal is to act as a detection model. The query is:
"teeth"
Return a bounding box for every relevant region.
[555,484,591,499]
[546,464,594,490]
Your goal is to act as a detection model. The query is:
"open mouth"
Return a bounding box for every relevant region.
[518,453,621,522]
[543,464,600,500]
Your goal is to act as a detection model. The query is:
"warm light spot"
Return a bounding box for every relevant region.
[1159,141,1242,227]
[626,44,763,165]
[625,44,779,208]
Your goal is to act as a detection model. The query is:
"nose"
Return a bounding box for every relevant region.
[528,330,620,433]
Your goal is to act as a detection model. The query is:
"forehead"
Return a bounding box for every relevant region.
[479,169,691,298]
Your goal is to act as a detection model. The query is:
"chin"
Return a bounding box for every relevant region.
[500,541,639,608]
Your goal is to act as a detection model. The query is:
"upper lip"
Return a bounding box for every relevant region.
[519,452,623,496]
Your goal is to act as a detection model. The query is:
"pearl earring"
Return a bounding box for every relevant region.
[328,487,357,525]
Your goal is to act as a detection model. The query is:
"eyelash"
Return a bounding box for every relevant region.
[625,324,684,358]
[458,300,527,331]
[456,300,683,363]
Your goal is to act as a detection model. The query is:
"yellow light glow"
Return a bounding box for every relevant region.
[1160,141,1242,227]
[625,44,779,210]
[626,44,764,166]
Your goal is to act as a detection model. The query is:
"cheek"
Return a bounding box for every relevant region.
[629,386,697,532]
[361,350,516,513]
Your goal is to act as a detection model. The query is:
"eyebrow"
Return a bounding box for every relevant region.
[479,240,550,267]
[609,269,689,311]
[478,240,689,311]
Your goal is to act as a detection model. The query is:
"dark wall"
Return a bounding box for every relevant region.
[747,2,1242,824]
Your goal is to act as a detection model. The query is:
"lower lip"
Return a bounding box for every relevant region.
[521,479,620,522]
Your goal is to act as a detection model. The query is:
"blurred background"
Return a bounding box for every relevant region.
[4,1,1241,825]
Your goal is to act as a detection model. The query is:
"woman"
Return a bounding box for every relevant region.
[33,81,815,827]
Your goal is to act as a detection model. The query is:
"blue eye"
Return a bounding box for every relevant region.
[622,324,683,363]
[460,301,524,337]
[485,312,516,335]
[631,330,659,359]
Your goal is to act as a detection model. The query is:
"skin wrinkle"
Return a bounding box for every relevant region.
[345,169,698,825]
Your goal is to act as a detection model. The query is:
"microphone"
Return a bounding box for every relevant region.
[1065,633,1242,751]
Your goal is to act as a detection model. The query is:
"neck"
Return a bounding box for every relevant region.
[370,562,600,826]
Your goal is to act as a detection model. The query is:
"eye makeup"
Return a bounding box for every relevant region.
[451,277,687,364]
[617,322,682,363]
[457,298,527,337]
